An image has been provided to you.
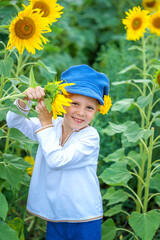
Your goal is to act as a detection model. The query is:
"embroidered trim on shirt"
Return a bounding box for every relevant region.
[16,99,30,112]
[35,124,54,134]
[26,208,103,223]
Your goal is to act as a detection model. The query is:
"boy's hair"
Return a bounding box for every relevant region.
[61,64,109,105]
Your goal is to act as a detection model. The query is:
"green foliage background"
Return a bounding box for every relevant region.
[0,0,160,239]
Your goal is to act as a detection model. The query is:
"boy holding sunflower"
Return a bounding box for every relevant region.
[6,64,111,240]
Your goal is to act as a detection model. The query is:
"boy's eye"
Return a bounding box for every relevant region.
[87,106,94,110]
[72,102,78,106]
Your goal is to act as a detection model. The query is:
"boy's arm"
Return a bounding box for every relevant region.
[6,86,46,141]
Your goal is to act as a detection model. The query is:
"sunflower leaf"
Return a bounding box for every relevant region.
[29,67,37,88]
[129,210,160,240]
[44,98,52,113]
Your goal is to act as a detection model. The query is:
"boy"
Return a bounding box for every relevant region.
[6,64,110,240]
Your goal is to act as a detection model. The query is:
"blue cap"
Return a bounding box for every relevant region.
[61,64,109,105]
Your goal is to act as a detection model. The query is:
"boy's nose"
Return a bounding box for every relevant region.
[77,107,85,116]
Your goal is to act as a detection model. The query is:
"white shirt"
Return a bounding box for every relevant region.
[6,102,103,222]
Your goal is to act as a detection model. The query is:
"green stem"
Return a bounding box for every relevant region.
[4,128,10,153]
[0,92,26,103]
[117,228,139,240]
[125,185,143,209]
[136,35,147,213]
[16,54,23,76]
[0,74,4,99]
[143,128,154,213]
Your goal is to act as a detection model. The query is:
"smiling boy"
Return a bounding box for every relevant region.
[6,64,110,240]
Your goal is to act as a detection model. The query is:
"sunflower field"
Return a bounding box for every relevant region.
[0,0,160,239]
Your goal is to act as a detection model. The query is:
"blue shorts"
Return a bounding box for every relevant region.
[46,219,102,240]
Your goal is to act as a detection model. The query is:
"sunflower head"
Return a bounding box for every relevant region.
[7,4,51,54]
[122,6,150,41]
[44,80,75,119]
[24,156,35,176]
[100,95,112,115]
[142,0,160,12]
[148,10,160,35]
[154,70,160,87]
[29,0,64,24]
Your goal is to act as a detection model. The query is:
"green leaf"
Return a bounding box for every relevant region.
[129,210,160,240]
[18,75,30,85]
[9,217,24,240]
[103,148,125,163]
[99,162,132,185]
[0,57,14,77]
[126,150,142,169]
[137,93,153,108]
[37,60,57,74]
[155,195,160,207]
[44,98,52,113]
[128,45,143,51]
[111,99,134,112]
[107,121,134,134]
[0,164,23,190]
[0,222,19,240]
[9,128,36,145]
[7,103,30,119]
[104,204,122,217]
[0,192,8,221]
[124,122,152,142]
[155,118,160,127]
[121,134,138,148]
[119,64,136,74]
[29,67,37,88]
[102,219,116,240]
[103,187,128,206]
[150,173,160,192]
[133,79,152,84]
[3,154,31,170]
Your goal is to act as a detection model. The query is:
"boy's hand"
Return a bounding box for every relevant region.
[25,86,45,100]
[18,86,45,109]
[35,99,53,127]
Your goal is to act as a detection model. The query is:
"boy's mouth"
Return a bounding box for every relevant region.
[72,116,84,123]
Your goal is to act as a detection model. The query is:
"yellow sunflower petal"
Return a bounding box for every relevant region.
[142,0,160,12]
[29,0,64,24]
[24,156,34,176]
[100,95,112,115]
[122,6,150,41]
[148,10,160,35]
[7,4,51,54]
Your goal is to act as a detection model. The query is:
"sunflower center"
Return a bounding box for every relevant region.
[15,17,35,39]
[33,1,50,17]
[153,17,160,29]
[146,1,156,8]
[132,17,142,30]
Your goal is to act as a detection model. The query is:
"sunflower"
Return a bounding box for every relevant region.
[154,70,160,86]
[148,10,160,35]
[7,4,51,54]
[122,6,150,41]
[24,156,35,176]
[44,81,75,119]
[51,94,72,119]
[142,0,160,12]
[29,0,64,24]
[100,95,112,115]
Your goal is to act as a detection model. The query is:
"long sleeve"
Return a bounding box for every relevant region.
[36,126,100,169]
[6,101,41,142]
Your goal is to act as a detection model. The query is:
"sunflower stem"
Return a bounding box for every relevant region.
[136,35,147,213]
[143,128,154,213]
[16,54,23,76]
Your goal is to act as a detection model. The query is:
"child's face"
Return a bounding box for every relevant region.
[63,94,99,131]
